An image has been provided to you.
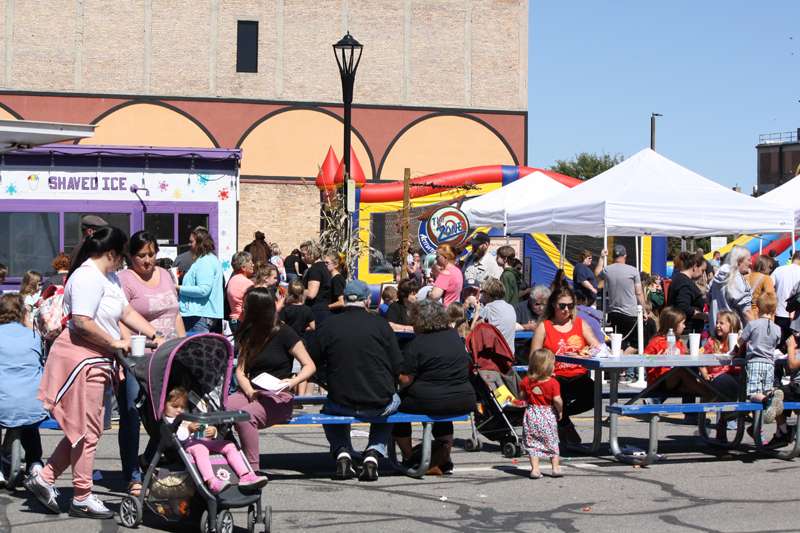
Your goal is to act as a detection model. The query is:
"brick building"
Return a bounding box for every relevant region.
[756,129,800,194]
[0,0,528,254]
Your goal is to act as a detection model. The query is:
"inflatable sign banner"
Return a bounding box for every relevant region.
[418,206,470,255]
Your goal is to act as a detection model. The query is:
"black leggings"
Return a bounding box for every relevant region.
[556,373,595,425]
[392,422,453,439]
[0,426,43,468]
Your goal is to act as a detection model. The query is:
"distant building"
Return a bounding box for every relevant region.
[0,0,529,256]
[756,128,800,194]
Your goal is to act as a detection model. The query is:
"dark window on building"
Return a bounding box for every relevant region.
[64,212,130,256]
[237,21,258,73]
[0,212,59,277]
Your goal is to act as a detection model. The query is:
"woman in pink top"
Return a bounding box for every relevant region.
[116,231,184,497]
[429,244,463,307]
[226,251,255,332]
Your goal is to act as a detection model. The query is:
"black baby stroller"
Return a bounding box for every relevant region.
[117,333,271,533]
[465,323,525,458]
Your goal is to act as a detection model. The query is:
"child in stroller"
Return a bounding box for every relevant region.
[163,386,267,494]
[118,333,271,533]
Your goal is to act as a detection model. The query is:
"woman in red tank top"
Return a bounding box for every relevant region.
[531,282,599,444]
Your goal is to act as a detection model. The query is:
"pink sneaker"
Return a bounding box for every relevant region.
[238,472,268,492]
[207,477,230,495]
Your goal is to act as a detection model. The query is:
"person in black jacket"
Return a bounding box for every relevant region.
[667,251,708,333]
[311,279,403,482]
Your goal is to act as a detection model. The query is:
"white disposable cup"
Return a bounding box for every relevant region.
[610,333,623,356]
[688,333,701,357]
[130,335,147,357]
[727,333,739,353]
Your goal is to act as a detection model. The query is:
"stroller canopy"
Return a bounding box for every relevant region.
[135,333,234,420]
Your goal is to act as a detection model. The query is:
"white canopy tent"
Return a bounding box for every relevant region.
[506,148,794,238]
[758,174,800,224]
[461,170,576,230]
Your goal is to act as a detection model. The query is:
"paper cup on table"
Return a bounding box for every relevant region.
[610,333,623,356]
[688,333,701,356]
[727,333,739,353]
[130,335,147,357]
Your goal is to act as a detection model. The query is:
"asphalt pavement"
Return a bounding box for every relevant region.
[1,412,798,533]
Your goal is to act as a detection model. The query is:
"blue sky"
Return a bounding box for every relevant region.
[528,1,800,191]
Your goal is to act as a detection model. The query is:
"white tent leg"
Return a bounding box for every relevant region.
[629,303,647,388]
[559,234,565,269]
[793,224,796,255]
[635,236,641,271]
[602,226,608,327]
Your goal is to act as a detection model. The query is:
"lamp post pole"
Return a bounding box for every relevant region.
[333,32,363,215]
[650,112,662,151]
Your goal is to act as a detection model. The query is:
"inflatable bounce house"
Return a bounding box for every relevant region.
[315,147,668,292]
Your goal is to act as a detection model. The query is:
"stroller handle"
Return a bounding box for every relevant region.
[112,342,157,373]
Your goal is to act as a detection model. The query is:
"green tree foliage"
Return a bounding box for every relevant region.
[550,152,625,181]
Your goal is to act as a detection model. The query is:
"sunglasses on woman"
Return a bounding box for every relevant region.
[557,302,575,310]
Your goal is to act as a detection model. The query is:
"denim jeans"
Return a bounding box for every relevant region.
[116,366,142,483]
[322,393,401,458]
[183,316,222,335]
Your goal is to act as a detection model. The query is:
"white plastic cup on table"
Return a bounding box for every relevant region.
[727,333,739,354]
[130,334,147,357]
[688,333,701,357]
[610,333,623,356]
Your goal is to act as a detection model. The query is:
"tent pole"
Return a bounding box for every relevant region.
[559,235,565,269]
[602,226,608,327]
[635,236,641,271]
[503,210,508,238]
[793,223,797,255]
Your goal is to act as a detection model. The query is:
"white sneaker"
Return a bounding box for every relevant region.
[0,468,5,488]
[24,473,61,514]
[69,493,113,519]
[28,462,43,478]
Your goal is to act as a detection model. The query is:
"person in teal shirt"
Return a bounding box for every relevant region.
[179,227,224,334]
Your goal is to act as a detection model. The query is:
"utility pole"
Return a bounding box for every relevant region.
[400,167,411,279]
[650,113,662,151]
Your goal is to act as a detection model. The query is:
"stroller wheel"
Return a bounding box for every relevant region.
[201,508,234,533]
[119,495,142,528]
[502,441,520,458]
[464,438,482,452]
[263,505,272,533]
[247,505,257,533]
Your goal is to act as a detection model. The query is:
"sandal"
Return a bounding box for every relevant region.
[127,481,142,497]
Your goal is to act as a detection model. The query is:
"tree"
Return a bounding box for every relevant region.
[550,152,624,181]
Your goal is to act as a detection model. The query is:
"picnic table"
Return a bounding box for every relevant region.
[543,354,749,463]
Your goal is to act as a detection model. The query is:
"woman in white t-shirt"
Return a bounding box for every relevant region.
[26,227,164,520]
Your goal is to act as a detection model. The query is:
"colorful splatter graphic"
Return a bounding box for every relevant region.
[198,174,209,187]
[159,180,169,192]
[172,188,182,199]
[221,260,231,271]
[5,183,17,195]
[218,188,230,201]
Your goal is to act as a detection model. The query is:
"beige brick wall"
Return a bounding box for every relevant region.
[82,0,147,93]
[0,0,528,110]
[237,180,321,255]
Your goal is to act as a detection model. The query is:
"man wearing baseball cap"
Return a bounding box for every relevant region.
[311,279,403,482]
[597,244,645,380]
[69,215,109,266]
[461,232,502,285]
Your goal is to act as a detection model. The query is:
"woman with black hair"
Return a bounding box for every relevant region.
[116,230,185,496]
[226,288,316,471]
[27,226,164,519]
[178,226,224,334]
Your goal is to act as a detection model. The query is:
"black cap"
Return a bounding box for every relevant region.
[80,215,108,228]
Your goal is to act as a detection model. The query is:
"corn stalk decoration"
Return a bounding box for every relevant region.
[318,190,365,280]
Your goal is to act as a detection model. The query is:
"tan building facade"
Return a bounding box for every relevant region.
[0,0,528,254]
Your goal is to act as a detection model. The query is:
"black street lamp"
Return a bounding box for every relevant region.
[333,32,363,213]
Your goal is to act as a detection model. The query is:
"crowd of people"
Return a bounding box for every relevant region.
[4,215,800,518]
